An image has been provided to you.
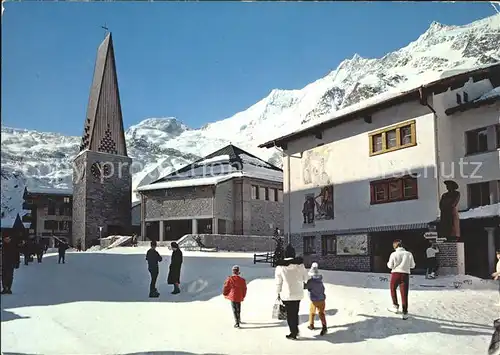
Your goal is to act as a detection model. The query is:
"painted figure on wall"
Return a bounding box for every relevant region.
[302,185,334,225]
[302,194,316,224]
[439,180,460,240]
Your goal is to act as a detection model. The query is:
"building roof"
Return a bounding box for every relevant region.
[25,187,73,196]
[445,86,500,115]
[79,32,127,157]
[137,144,283,192]
[1,214,25,230]
[259,62,500,149]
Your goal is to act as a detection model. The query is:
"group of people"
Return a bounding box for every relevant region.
[146,240,183,298]
[1,234,70,294]
[221,244,328,339]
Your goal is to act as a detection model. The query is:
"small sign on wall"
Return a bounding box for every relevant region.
[424,232,438,239]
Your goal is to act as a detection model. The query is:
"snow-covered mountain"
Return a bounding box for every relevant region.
[2,14,500,220]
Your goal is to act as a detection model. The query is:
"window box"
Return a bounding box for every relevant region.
[369,120,416,156]
[370,176,418,204]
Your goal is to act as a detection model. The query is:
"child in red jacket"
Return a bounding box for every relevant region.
[223,265,247,328]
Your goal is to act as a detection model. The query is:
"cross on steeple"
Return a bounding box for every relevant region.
[101,23,109,38]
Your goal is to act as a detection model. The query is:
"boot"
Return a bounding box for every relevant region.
[308,324,315,330]
[171,284,180,294]
[320,325,327,336]
[1,289,8,295]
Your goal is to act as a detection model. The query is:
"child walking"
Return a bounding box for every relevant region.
[305,262,327,336]
[222,265,247,328]
[146,240,162,298]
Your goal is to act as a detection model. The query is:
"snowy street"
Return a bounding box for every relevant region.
[1,247,498,355]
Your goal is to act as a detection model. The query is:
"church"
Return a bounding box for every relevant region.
[72,33,132,249]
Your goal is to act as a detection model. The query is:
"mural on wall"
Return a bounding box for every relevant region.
[302,146,331,187]
[336,234,368,255]
[301,145,334,226]
[302,185,334,225]
[439,180,461,240]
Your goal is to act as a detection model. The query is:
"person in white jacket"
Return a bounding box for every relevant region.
[275,247,309,340]
[492,250,500,306]
[386,239,415,319]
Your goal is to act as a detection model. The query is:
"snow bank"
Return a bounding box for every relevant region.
[459,203,500,219]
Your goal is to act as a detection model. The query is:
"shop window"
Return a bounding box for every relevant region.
[303,236,316,255]
[321,235,336,256]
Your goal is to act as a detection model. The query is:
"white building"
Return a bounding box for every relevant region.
[259,63,500,277]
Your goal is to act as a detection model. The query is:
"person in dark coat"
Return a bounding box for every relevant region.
[146,240,162,298]
[58,241,68,264]
[21,240,30,266]
[168,242,183,294]
[2,235,21,294]
[35,240,44,263]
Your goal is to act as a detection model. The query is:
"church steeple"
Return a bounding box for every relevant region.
[80,33,127,157]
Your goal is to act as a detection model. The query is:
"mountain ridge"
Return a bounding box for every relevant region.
[2,14,500,221]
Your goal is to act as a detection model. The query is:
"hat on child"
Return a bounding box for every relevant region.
[308,262,320,276]
[232,265,240,274]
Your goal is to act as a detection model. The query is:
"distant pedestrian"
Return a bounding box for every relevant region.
[146,240,162,298]
[1,235,20,294]
[387,239,415,320]
[168,242,183,294]
[492,250,500,307]
[425,241,439,279]
[275,246,308,340]
[35,240,44,263]
[223,265,247,328]
[305,262,327,335]
[58,241,68,264]
[76,238,82,252]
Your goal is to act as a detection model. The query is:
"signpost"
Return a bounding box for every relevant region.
[424,231,438,239]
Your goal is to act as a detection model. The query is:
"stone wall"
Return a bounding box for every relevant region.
[143,186,214,220]
[72,151,132,249]
[72,156,86,247]
[178,234,275,252]
[248,178,284,236]
[436,242,465,275]
[215,180,234,221]
[291,232,371,272]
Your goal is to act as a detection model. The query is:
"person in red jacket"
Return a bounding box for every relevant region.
[223,265,247,328]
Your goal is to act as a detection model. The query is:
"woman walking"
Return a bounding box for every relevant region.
[168,242,183,294]
[275,245,309,340]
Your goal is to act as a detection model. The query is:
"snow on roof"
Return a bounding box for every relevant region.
[1,217,17,229]
[260,63,500,148]
[197,154,230,165]
[131,201,141,208]
[459,203,500,220]
[239,153,273,168]
[478,86,500,101]
[137,169,283,192]
[27,187,73,195]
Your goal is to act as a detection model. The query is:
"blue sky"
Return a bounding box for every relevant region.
[1,2,496,136]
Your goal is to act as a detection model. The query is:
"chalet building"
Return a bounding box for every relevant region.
[1,213,28,240]
[136,144,284,241]
[22,187,73,243]
[259,63,500,278]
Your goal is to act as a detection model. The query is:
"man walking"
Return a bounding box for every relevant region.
[1,235,20,294]
[387,239,415,320]
[58,240,68,264]
[146,240,162,298]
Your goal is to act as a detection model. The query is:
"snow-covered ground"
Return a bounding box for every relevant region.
[1,247,498,355]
